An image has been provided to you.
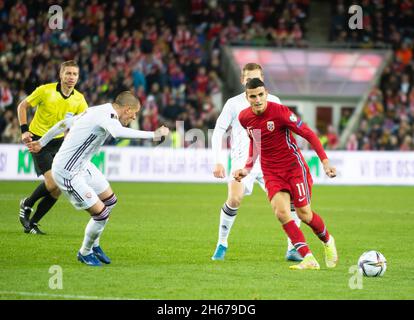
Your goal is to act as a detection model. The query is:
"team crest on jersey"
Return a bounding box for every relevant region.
[85,192,92,198]
[289,113,297,122]
[267,121,275,131]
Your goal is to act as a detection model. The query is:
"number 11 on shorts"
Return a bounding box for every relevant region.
[296,183,305,197]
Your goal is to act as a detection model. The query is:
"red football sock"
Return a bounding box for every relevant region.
[306,211,330,243]
[282,220,310,257]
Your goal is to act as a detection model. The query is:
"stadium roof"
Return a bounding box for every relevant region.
[226,47,392,102]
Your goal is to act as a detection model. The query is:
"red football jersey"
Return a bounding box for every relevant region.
[238,101,328,177]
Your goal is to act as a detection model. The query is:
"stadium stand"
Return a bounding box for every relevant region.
[0,0,310,146]
[330,0,414,150]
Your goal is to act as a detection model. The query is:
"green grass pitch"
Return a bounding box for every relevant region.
[0,182,413,300]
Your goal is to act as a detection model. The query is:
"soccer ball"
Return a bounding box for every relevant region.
[358,250,387,277]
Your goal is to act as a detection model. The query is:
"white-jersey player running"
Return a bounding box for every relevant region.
[211,63,302,262]
[27,91,169,266]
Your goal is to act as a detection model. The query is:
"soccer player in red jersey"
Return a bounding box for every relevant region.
[234,78,338,270]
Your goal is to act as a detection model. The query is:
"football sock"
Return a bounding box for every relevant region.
[217,203,238,247]
[24,182,49,208]
[287,203,301,251]
[80,207,110,255]
[305,211,330,243]
[30,194,58,225]
[93,195,117,247]
[282,220,310,257]
[92,219,109,248]
[102,193,117,211]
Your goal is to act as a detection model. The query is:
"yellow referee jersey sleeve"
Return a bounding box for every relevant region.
[27,83,88,138]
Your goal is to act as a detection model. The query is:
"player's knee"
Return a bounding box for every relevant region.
[44,177,57,192]
[296,208,312,223]
[45,176,60,198]
[227,196,242,208]
[50,187,61,198]
[275,208,290,222]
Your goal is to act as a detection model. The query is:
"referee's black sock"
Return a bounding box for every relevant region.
[25,182,49,208]
[30,194,58,225]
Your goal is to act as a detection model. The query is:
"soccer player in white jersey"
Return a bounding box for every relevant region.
[27,91,169,266]
[211,63,303,262]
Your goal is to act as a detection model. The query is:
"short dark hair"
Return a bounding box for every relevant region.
[245,78,265,90]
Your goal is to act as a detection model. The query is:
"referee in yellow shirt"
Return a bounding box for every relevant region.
[17,60,88,234]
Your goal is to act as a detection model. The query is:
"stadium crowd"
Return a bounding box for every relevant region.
[1,0,413,150]
[0,0,309,146]
[330,0,414,150]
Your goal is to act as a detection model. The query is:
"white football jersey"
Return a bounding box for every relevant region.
[40,103,154,178]
[212,92,281,165]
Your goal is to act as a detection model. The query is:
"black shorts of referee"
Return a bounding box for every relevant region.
[30,134,64,176]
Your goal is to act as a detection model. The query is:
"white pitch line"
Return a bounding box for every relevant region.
[0,291,138,300]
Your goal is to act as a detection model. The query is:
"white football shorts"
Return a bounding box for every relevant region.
[229,158,266,196]
[52,162,109,210]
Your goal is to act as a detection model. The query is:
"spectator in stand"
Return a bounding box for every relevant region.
[2,115,19,143]
[141,95,159,132]
[0,109,14,142]
[339,109,352,134]
[326,125,339,150]
[346,133,358,150]
[396,42,413,66]
[0,80,13,111]
[400,135,413,151]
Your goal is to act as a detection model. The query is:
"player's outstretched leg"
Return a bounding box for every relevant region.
[19,181,49,231]
[272,192,319,269]
[212,203,237,261]
[27,194,58,234]
[91,194,117,264]
[285,203,303,262]
[78,206,110,267]
[19,181,49,230]
[282,220,320,270]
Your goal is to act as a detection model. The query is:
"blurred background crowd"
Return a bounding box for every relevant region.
[331,0,414,151]
[0,0,413,150]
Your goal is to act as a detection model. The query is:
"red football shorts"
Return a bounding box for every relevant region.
[265,167,313,208]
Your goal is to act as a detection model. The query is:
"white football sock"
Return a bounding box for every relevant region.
[217,203,238,247]
[93,198,116,248]
[287,209,301,251]
[93,218,109,247]
[80,218,107,256]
